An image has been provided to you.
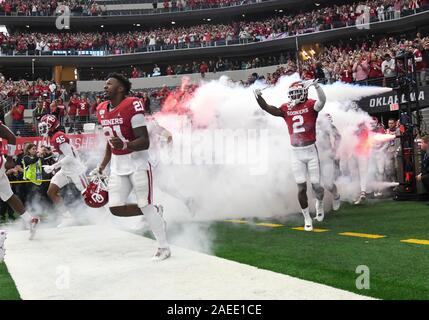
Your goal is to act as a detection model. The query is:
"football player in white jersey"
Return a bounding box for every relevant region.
[0,122,39,239]
[316,113,341,211]
[39,114,88,227]
[255,79,326,231]
[94,73,170,261]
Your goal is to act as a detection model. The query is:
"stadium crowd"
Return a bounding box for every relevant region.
[300,33,429,86]
[86,53,290,79]
[0,0,428,55]
[0,0,259,16]
[0,28,427,140]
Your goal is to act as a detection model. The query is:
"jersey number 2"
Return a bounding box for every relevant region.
[292,115,305,133]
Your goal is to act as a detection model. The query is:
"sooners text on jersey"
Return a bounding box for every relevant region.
[96,97,146,155]
[280,99,318,147]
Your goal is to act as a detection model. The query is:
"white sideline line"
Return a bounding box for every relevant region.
[4,225,373,300]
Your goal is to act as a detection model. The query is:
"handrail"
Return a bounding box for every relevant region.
[1,8,428,58]
[0,0,268,17]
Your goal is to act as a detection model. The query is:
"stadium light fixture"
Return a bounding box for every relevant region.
[25,25,30,28]
[315,3,320,6]
[207,18,211,22]
[100,25,104,28]
[136,24,140,27]
[279,9,283,13]
[171,21,176,25]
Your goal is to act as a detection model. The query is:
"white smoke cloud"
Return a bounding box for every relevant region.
[2,74,394,255]
[151,74,393,224]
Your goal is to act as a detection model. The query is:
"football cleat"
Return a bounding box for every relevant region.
[29,217,39,240]
[333,196,341,211]
[152,247,171,261]
[374,191,383,198]
[0,229,6,262]
[0,230,7,250]
[315,200,324,222]
[354,192,367,205]
[57,212,75,228]
[304,218,313,232]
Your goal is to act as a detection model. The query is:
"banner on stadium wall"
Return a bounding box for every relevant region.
[358,85,429,114]
[0,133,97,155]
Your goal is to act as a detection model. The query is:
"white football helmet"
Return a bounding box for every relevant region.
[288,81,308,106]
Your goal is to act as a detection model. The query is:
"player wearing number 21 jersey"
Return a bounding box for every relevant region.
[254,79,327,232]
[94,73,170,261]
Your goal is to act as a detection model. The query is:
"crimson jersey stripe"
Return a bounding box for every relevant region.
[147,163,153,204]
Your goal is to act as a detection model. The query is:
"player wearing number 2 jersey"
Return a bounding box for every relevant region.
[39,114,88,227]
[94,73,170,261]
[254,79,326,231]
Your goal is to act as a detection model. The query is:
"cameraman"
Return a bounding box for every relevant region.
[21,143,43,205]
[39,145,56,205]
[416,135,429,193]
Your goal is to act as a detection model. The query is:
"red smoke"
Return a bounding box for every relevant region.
[159,77,218,128]
[161,77,198,116]
[354,123,395,156]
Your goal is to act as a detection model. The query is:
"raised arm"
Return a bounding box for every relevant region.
[253,89,284,117]
[311,80,326,112]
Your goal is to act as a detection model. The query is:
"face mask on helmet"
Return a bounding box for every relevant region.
[288,82,308,105]
[82,175,109,208]
[38,122,49,137]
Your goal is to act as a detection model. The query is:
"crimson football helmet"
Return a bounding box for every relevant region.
[82,174,109,208]
[38,114,59,137]
[288,81,308,105]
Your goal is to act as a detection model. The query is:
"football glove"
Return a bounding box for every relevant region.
[42,165,55,174]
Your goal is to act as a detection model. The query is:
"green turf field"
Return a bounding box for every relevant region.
[210,200,429,300]
[0,263,20,300]
[1,200,428,300]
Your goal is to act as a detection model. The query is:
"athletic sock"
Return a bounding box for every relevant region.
[301,207,311,221]
[21,211,33,223]
[56,203,72,218]
[315,199,324,212]
[141,204,169,248]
